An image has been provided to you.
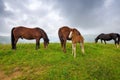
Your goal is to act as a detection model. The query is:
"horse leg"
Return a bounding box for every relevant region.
[117,38,120,48]
[63,40,66,53]
[74,43,76,58]
[114,39,116,45]
[114,39,119,48]
[104,40,106,44]
[36,39,39,50]
[72,44,74,55]
[101,39,102,43]
[37,38,41,49]
[60,40,64,50]
[59,38,65,52]
[38,41,40,49]
[72,43,76,58]
[116,43,119,48]
[80,42,85,55]
[14,38,19,50]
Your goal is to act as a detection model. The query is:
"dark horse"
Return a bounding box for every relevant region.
[58,26,84,57]
[11,26,49,50]
[95,33,120,47]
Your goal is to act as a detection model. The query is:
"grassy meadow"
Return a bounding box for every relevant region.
[0,43,120,80]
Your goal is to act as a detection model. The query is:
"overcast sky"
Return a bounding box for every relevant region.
[0,0,120,41]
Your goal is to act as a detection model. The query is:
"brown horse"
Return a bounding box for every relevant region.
[69,28,84,58]
[58,26,84,57]
[58,26,72,53]
[11,26,49,50]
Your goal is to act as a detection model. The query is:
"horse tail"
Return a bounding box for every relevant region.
[11,27,15,49]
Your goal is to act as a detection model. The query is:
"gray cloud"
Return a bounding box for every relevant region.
[0,0,5,15]
[0,0,120,37]
[54,0,104,27]
[53,0,120,33]
[0,0,13,34]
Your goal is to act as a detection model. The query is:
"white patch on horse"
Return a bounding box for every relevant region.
[69,31,73,38]
[72,43,76,58]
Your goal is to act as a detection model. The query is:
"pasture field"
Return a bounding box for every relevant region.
[0,43,120,80]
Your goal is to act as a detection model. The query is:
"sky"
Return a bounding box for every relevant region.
[0,0,120,42]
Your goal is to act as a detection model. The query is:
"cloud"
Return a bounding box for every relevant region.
[0,0,13,34]
[0,0,120,42]
[53,0,120,34]
[0,0,70,43]
[0,0,5,15]
[54,0,104,28]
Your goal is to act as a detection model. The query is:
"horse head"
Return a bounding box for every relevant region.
[95,36,99,43]
[44,38,49,48]
[68,28,77,38]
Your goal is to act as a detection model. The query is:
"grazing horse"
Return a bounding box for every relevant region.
[58,26,72,53]
[58,26,84,57]
[11,26,49,50]
[95,33,120,47]
[69,28,84,58]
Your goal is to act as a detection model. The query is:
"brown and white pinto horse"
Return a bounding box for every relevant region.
[11,26,49,50]
[58,26,84,58]
[69,28,84,58]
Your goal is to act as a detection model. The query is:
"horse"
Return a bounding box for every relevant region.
[95,33,120,47]
[58,26,72,53]
[58,26,84,58]
[11,26,49,50]
[69,28,84,58]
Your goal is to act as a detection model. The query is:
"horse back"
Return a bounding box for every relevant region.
[58,26,72,40]
[72,29,84,43]
[13,26,41,39]
[72,28,81,35]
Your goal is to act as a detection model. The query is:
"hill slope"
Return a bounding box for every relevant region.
[0,43,120,80]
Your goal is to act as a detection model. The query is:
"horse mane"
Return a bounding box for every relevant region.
[95,33,103,42]
[60,26,70,29]
[35,27,49,43]
[72,28,81,36]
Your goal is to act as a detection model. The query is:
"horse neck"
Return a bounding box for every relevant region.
[41,31,49,42]
[95,37,99,42]
[72,31,80,38]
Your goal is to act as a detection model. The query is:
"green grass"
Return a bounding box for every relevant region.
[0,43,120,80]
